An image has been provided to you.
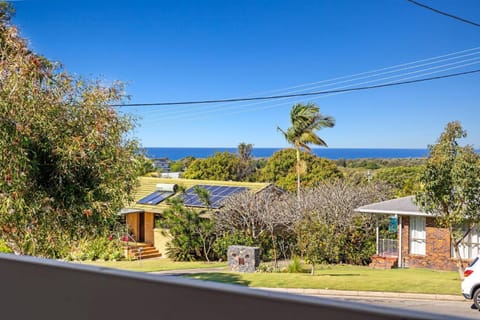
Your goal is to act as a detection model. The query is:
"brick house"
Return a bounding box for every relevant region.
[355,196,478,271]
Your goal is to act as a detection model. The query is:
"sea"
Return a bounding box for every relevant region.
[145,147,431,161]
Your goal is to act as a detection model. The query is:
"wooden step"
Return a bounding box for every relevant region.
[125,243,162,260]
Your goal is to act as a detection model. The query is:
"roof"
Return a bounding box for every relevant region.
[354,196,432,217]
[125,177,272,214]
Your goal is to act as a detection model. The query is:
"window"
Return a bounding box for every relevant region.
[455,227,480,260]
[410,216,426,255]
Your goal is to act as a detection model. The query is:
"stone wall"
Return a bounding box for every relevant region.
[227,246,260,272]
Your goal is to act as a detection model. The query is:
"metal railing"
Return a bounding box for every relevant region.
[378,238,398,257]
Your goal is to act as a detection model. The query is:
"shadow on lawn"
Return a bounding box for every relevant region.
[183,272,250,286]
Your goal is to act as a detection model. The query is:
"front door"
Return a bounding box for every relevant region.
[139,212,145,242]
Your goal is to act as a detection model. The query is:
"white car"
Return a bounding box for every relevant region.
[462,257,480,309]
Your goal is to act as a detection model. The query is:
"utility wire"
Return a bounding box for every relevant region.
[406,0,480,28]
[142,61,480,123]
[112,69,480,108]
[141,53,480,118]
[141,57,480,122]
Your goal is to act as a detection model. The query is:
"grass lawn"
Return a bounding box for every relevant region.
[183,265,461,295]
[76,258,227,273]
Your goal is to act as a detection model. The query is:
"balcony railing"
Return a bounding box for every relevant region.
[0,253,454,320]
[378,238,398,257]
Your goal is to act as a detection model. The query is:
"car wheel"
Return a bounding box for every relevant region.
[474,288,480,310]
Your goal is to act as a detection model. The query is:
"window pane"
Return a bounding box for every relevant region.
[410,216,426,255]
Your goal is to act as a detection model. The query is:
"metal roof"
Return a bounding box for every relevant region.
[355,196,432,217]
[124,177,272,214]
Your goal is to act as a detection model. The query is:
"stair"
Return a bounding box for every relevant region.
[369,255,398,269]
[125,243,162,260]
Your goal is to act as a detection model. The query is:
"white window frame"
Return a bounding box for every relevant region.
[454,226,480,260]
[410,216,426,255]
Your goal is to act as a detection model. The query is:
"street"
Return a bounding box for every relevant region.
[323,296,478,319]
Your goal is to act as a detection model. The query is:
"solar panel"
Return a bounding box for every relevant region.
[182,185,248,208]
[137,191,174,205]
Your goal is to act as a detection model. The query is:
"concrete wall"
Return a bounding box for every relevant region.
[0,254,446,320]
[154,228,171,256]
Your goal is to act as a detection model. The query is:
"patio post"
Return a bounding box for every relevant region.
[375,216,379,255]
[398,215,402,267]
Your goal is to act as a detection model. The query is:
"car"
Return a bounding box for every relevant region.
[461,256,480,309]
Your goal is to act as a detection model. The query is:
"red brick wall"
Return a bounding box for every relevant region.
[400,216,457,271]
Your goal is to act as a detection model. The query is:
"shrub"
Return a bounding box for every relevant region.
[287,256,303,273]
[0,239,12,253]
[213,231,255,261]
[69,236,124,261]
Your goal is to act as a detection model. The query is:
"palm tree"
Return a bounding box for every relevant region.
[277,103,335,196]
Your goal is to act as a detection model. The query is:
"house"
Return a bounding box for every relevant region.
[355,196,478,271]
[119,177,273,258]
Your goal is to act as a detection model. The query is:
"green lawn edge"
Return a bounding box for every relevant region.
[76,260,461,295]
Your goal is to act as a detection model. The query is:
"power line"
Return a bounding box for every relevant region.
[112,69,480,108]
[406,0,480,28]
[135,48,480,122]
[141,58,480,123]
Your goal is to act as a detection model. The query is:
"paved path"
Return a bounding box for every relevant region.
[256,288,476,319]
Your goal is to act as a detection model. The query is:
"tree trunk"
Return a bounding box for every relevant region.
[450,229,465,280]
[296,147,301,199]
[310,261,315,275]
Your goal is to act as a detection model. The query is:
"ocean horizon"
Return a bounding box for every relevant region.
[145,147,431,161]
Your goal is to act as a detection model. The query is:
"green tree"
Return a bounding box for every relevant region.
[373,166,423,196]
[237,142,255,181]
[277,103,335,196]
[161,199,215,261]
[183,152,241,181]
[258,149,341,192]
[0,4,139,257]
[134,155,156,176]
[416,121,480,279]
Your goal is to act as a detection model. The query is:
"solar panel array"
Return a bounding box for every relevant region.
[182,185,248,208]
[137,191,174,205]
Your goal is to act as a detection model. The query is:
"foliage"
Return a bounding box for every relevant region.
[69,236,124,261]
[346,158,425,168]
[183,152,241,181]
[286,256,305,273]
[237,142,256,181]
[169,160,184,172]
[214,187,296,261]
[162,199,216,261]
[277,103,335,195]
[416,121,480,277]
[0,238,12,253]
[212,231,255,261]
[292,180,391,271]
[257,149,342,192]
[134,155,156,176]
[373,166,423,196]
[0,5,139,257]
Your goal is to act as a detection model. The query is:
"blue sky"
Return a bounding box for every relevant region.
[9,0,480,148]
